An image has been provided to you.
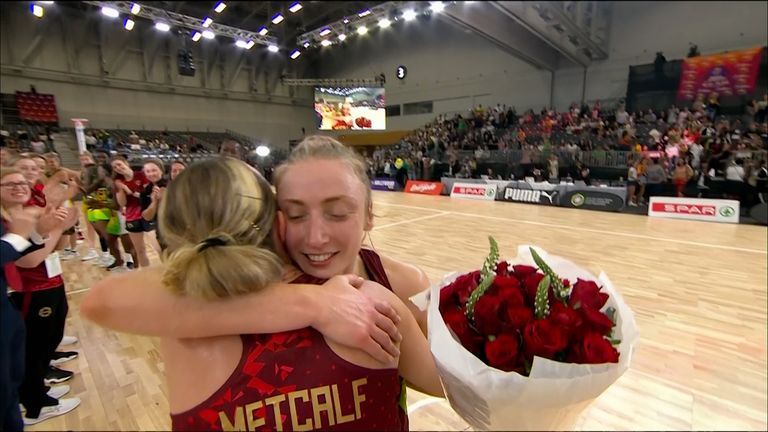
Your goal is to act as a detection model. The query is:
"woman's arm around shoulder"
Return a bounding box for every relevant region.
[358,281,444,398]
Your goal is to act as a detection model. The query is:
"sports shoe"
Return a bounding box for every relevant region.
[23,398,80,426]
[98,255,117,268]
[80,249,99,261]
[50,351,78,365]
[59,335,78,346]
[60,250,79,261]
[45,366,74,385]
[47,384,70,399]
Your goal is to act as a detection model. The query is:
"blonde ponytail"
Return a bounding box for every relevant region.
[158,158,283,299]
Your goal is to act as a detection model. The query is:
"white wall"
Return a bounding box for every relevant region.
[0,3,314,148]
[0,75,313,147]
[314,17,552,130]
[553,1,768,110]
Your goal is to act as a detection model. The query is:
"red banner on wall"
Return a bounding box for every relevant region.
[677,47,763,101]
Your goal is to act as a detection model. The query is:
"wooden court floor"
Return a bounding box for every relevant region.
[28,191,767,431]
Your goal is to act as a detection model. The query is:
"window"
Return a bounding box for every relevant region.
[403,101,433,115]
[385,105,401,117]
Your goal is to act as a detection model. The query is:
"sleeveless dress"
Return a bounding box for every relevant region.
[171,249,408,431]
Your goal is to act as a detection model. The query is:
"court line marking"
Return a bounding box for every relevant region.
[67,287,92,295]
[374,202,767,255]
[373,212,450,230]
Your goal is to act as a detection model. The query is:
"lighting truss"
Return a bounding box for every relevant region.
[82,1,278,46]
[297,1,412,47]
[281,78,385,87]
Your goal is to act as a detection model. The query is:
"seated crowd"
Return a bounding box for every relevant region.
[363,94,768,206]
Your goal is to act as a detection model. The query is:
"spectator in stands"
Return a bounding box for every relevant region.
[725,158,746,182]
[85,132,97,151]
[645,158,667,197]
[30,136,45,154]
[0,148,16,167]
[219,140,243,160]
[547,153,559,182]
[672,159,694,197]
[627,161,639,206]
[170,160,186,181]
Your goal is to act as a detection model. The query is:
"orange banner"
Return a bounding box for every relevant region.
[404,180,443,195]
[677,47,763,100]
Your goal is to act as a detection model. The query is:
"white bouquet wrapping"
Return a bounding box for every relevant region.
[410,245,640,431]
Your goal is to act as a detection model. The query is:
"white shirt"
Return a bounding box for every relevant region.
[725,165,745,181]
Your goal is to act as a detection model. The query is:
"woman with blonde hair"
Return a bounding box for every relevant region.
[1,168,80,425]
[85,157,438,430]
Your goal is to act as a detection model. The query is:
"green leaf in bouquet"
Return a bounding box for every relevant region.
[608,338,622,346]
[534,275,551,319]
[466,236,500,322]
[605,306,617,323]
[529,247,568,302]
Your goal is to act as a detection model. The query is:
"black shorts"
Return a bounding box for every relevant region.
[125,219,156,233]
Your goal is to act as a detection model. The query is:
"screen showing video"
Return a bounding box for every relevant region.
[314,87,386,131]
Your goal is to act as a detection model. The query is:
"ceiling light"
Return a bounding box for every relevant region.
[402,9,417,21]
[191,31,202,41]
[343,18,349,24]
[202,17,212,27]
[124,18,135,30]
[202,30,215,39]
[214,2,226,13]
[258,26,268,36]
[255,145,270,157]
[271,13,284,24]
[378,18,391,28]
[320,39,331,47]
[357,25,368,35]
[235,40,255,49]
[338,33,347,41]
[430,2,445,13]
[303,42,310,48]
[289,2,302,13]
[290,49,301,59]
[267,44,279,52]
[130,3,141,14]
[319,28,331,36]
[101,6,119,18]
[31,4,44,17]
[155,22,170,32]
[358,9,371,17]
[37,1,54,3]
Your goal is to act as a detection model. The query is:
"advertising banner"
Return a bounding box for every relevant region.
[648,197,740,223]
[405,180,443,195]
[371,178,396,191]
[677,47,763,101]
[450,182,498,201]
[561,190,625,212]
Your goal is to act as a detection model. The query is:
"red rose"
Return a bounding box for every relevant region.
[522,319,568,360]
[473,295,504,336]
[567,333,619,364]
[488,275,521,300]
[495,260,510,276]
[568,278,609,311]
[484,333,521,372]
[522,272,546,303]
[512,265,538,278]
[454,271,482,304]
[548,301,583,339]
[502,305,533,331]
[442,308,484,354]
[579,307,615,336]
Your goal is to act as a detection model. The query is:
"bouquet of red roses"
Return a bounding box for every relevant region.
[412,239,639,431]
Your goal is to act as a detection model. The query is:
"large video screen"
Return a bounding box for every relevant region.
[314,87,386,131]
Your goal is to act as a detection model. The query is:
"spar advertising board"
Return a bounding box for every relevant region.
[647,197,740,224]
[450,182,497,201]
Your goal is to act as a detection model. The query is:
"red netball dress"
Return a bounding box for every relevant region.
[171,249,408,431]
